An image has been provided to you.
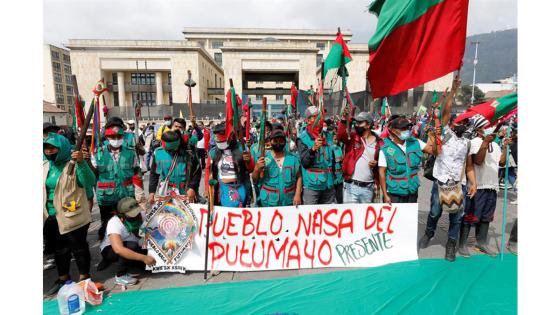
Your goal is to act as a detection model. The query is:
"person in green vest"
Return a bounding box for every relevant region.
[378,116,439,203]
[92,120,141,240]
[252,127,302,207]
[43,133,96,295]
[297,106,336,205]
[148,127,201,203]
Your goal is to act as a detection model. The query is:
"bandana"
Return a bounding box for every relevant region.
[105,126,124,136]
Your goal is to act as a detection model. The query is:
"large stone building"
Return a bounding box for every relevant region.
[43,44,74,123]
[65,27,453,121]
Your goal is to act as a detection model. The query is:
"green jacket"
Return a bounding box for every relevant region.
[43,133,96,216]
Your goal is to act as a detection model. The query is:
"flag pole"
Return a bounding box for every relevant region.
[204,160,216,280]
[500,119,512,261]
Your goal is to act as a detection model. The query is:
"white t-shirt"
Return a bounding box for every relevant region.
[378,139,426,168]
[218,149,237,181]
[433,126,470,184]
[352,137,377,183]
[469,137,502,191]
[100,215,143,252]
[196,137,205,149]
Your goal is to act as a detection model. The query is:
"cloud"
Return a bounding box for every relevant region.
[44,0,517,46]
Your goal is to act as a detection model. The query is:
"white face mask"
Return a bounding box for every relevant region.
[216,141,229,150]
[483,128,494,137]
[109,139,123,148]
[165,120,172,127]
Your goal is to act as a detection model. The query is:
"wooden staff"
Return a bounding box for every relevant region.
[203,159,216,280]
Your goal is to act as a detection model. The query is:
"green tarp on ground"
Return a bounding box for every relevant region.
[44,254,517,314]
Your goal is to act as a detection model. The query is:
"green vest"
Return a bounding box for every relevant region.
[381,138,422,196]
[299,130,334,191]
[154,147,190,194]
[332,145,344,185]
[258,153,300,207]
[95,145,136,205]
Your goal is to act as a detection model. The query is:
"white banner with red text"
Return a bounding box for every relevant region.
[145,201,418,273]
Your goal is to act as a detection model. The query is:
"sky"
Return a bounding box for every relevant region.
[44,0,517,46]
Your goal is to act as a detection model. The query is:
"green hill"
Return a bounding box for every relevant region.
[461,29,517,84]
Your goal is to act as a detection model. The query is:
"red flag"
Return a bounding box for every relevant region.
[290,84,298,109]
[367,0,468,97]
[74,96,85,129]
[225,89,235,140]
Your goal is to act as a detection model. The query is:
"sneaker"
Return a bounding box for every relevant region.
[418,232,433,249]
[43,258,56,271]
[510,199,518,205]
[115,273,138,286]
[46,279,67,296]
[507,242,518,256]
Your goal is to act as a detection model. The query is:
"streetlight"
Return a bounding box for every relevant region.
[471,41,480,104]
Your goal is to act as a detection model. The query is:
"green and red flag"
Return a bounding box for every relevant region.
[367,0,469,98]
[454,92,518,124]
[323,31,352,79]
[225,87,242,141]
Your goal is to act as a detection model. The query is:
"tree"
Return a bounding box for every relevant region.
[459,85,485,106]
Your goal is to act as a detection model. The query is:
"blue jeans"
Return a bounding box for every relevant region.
[425,182,466,240]
[343,182,374,204]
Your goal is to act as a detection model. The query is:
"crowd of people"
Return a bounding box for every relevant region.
[43,78,518,296]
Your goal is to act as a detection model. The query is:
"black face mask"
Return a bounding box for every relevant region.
[271,143,285,153]
[45,153,57,161]
[453,125,468,137]
[355,126,366,136]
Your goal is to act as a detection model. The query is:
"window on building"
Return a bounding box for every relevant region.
[168,73,172,85]
[63,54,71,63]
[197,41,205,48]
[131,73,155,85]
[66,85,73,95]
[54,73,62,83]
[219,77,222,88]
[276,94,283,101]
[56,94,64,104]
[67,95,73,105]
[65,74,72,84]
[215,74,217,87]
[64,64,71,73]
[55,83,63,94]
[113,92,119,107]
[316,54,323,68]
[276,81,283,85]
[316,42,325,50]
[112,73,118,85]
[214,53,222,66]
[51,116,56,124]
[169,93,173,104]
[212,41,223,49]
[256,81,263,84]
[207,79,209,88]
[256,95,263,100]
[52,62,61,72]
[131,92,156,106]
[51,51,59,60]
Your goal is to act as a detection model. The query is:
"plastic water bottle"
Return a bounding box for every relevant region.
[57,280,85,315]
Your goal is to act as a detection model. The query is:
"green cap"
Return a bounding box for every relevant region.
[117,197,142,218]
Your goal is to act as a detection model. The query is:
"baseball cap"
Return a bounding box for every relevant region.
[354,112,373,124]
[269,128,286,140]
[164,115,172,120]
[117,197,142,218]
[389,116,413,129]
[304,106,319,119]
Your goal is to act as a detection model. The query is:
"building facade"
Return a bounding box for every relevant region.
[66,27,453,121]
[43,44,73,123]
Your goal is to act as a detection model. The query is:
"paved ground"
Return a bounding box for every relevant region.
[43,171,517,300]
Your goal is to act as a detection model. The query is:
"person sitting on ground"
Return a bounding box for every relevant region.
[97,197,156,286]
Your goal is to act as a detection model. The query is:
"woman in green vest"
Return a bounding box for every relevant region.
[43,133,96,295]
[253,127,302,207]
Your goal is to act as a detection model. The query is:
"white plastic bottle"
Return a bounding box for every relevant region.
[57,280,85,315]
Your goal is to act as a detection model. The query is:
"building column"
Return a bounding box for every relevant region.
[156,72,164,105]
[117,71,126,107]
